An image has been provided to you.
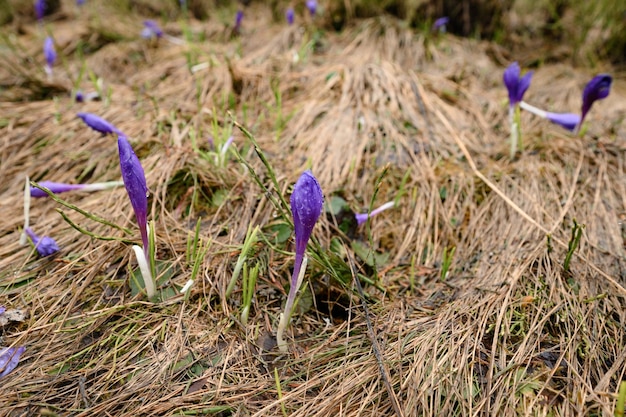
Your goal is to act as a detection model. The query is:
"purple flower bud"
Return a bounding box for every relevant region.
[286,7,295,25]
[306,0,317,17]
[0,346,26,379]
[503,62,533,107]
[25,227,60,257]
[44,37,56,69]
[118,135,149,254]
[30,180,123,198]
[77,0,85,5]
[34,0,45,21]
[234,10,244,31]
[432,17,449,32]
[77,112,121,135]
[141,20,163,39]
[0,306,5,315]
[355,201,395,226]
[580,74,612,128]
[290,170,323,285]
[75,91,85,102]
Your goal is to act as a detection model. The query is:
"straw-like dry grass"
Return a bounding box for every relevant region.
[1,2,626,416]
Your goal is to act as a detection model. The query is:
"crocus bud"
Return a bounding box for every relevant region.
[0,346,26,379]
[34,0,45,21]
[503,62,533,108]
[44,37,56,75]
[306,0,317,17]
[286,7,295,25]
[141,20,163,39]
[30,180,123,198]
[25,227,60,257]
[277,170,323,352]
[432,17,449,33]
[77,112,121,135]
[234,10,244,33]
[355,201,395,226]
[118,135,149,254]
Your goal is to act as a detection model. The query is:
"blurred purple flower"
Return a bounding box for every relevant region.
[234,10,244,32]
[25,227,59,257]
[0,346,26,380]
[432,17,449,32]
[0,306,5,316]
[141,20,163,39]
[77,112,121,135]
[77,0,85,5]
[286,7,295,25]
[30,180,123,198]
[306,0,317,17]
[503,62,533,108]
[34,0,45,21]
[44,37,56,75]
[355,201,395,226]
[118,135,149,256]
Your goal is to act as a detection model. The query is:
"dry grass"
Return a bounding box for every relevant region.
[1,2,626,416]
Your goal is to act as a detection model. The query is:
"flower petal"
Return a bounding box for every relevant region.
[546,112,581,132]
[581,74,612,124]
[0,346,26,379]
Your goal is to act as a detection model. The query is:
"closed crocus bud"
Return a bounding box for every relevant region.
[30,180,123,198]
[580,74,612,129]
[0,346,26,379]
[432,16,449,33]
[34,0,45,21]
[141,20,163,39]
[277,170,323,352]
[44,37,56,68]
[306,0,317,17]
[25,227,60,257]
[355,201,395,226]
[503,62,533,108]
[118,135,149,254]
[77,112,121,135]
[286,7,295,25]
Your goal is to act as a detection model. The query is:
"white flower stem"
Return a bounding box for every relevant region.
[277,257,308,353]
[21,176,30,246]
[133,245,155,299]
[80,181,124,192]
[519,101,547,119]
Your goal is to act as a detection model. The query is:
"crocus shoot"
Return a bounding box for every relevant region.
[43,36,56,77]
[355,201,395,226]
[118,135,155,299]
[30,180,123,198]
[276,170,323,352]
[25,227,60,257]
[503,62,533,159]
[520,74,612,134]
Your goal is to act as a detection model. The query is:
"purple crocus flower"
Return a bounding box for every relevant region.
[0,346,26,380]
[44,37,56,75]
[277,170,323,351]
[34,0,45,21]
[432,17,449,32]
[25,227,59,257]
[77,112,121,135]
[77,0,85,5]
[286,7,295,25]
[503,62,533,108]
[118,135,149,255]
[141,20,163,39]
[355,201,395,226]
[0,306,5,316]
[30,180,123,198]
[306,0,317,17]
